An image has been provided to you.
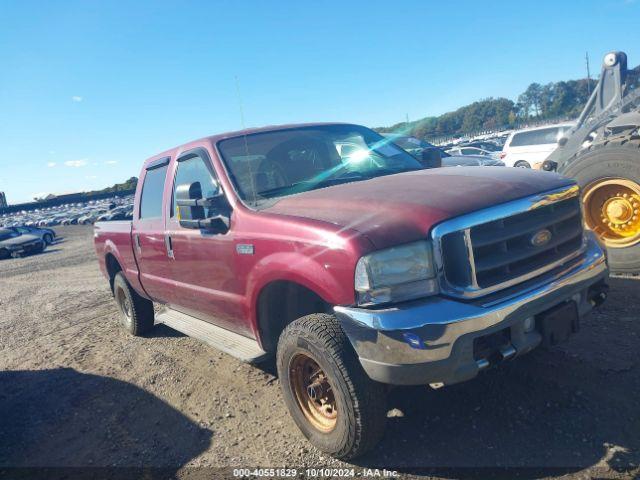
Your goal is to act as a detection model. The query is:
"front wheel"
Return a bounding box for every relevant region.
[277,314,386,460]
[43,234,53,245]
[514,160,531,168]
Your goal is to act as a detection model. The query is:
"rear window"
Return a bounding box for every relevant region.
[509,127,566,147]
[139,165,168,219]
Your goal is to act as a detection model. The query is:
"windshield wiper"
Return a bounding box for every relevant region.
[254,168,420,200]
[256,173,366,198]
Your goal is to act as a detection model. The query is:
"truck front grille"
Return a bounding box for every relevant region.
[433,186,585,298]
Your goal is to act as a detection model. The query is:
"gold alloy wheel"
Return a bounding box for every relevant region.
[583,178,640,248]
[289,353,338,433]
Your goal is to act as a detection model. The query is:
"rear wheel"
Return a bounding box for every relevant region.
[113,272,155,335]
[560,137,640,274]
[277,314,386,460]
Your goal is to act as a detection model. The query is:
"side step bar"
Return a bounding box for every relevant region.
[155,308,268,363]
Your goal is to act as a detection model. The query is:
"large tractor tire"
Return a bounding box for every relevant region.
[559,135,640,275]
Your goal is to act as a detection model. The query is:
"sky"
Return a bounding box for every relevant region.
[1,0,639,204]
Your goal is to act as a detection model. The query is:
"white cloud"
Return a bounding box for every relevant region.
[47,162,57,168]
[71,96,83,102]
[105,160,118,165]
[64,159,88,168]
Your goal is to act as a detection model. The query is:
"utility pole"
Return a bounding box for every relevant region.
[585,52,592,96]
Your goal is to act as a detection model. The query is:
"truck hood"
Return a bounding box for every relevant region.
[262,167,575,249]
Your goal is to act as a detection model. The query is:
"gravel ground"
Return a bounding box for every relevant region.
[0,226,638,479]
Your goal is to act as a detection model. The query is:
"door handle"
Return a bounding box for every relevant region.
[134,234,142,255]
[165,234,175,259]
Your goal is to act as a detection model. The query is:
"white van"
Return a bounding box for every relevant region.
[501,123,574,169]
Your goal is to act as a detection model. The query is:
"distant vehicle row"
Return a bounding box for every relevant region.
[0,195,134,228]
[426,123,575,170]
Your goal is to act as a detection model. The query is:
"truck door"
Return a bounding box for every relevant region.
[131,157,175,301]
[164,148,247,336]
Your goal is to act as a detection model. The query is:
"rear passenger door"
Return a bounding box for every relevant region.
[164,149,245,335]
[131,158,175,302]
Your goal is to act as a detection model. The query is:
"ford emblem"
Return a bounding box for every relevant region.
[531,229,552,247]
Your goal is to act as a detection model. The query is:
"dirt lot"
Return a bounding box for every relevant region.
[0,226,638,478]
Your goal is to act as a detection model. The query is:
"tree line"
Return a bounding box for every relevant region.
[88,176,137,195]
[376,77,597,140]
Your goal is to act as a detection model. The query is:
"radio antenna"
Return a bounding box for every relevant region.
[234,76,258,203]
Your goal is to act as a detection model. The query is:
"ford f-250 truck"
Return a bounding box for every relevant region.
[94,123,609,459]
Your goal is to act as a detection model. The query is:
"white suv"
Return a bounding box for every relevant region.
[501,123,574,169]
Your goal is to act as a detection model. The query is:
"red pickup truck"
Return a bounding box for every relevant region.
[95,123,608,459]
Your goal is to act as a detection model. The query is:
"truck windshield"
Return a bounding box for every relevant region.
[217,124,423,207]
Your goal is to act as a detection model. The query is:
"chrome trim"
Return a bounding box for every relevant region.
[463,228,480,289]
[500,344,517,360]
[334,232,608,385]
[476,359,490,370]
[431,184,582,299]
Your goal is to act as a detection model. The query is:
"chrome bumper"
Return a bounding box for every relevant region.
[334,232,608,386]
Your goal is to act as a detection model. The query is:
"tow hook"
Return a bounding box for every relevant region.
[588,283,609,308]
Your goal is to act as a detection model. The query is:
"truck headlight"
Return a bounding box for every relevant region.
[354,240,439,306]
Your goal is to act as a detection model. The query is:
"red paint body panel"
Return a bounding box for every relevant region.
[94,123,574,346]
[94,220,148,298]
[263,167,574,249]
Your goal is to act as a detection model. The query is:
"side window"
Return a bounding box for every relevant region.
[510,127,562,147]
[171,155,218,217]
[139,165,168,219]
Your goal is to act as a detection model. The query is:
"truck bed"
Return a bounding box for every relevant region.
[93,220,144,296]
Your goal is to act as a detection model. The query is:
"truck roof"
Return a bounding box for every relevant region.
[143,122,354,169]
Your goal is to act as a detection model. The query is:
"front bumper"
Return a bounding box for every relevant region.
[334,232,608,386]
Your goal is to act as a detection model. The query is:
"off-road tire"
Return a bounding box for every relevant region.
[112,272,155,335]
[276,313,386,460]
[560,134,640,275]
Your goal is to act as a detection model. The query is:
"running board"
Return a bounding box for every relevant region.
[155,308,268,363]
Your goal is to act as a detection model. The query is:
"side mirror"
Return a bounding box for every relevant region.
[557,136,568,147]
[175,181,230,233]
[421,148,442,169]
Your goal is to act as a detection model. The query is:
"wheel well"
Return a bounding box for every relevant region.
[105,253,122,293]
[257,281,332,353]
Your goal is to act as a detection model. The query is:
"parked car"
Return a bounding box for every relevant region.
[7,226,56,244]
[0,228,46,259]
[461,141,502,152]
[501,123,574,169]
[96,206,133,222]
[94,123,608,460]
[382,134,504,167]
[446,146,501,159]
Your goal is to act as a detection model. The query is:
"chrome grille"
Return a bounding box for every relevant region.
[432,185,585,298]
